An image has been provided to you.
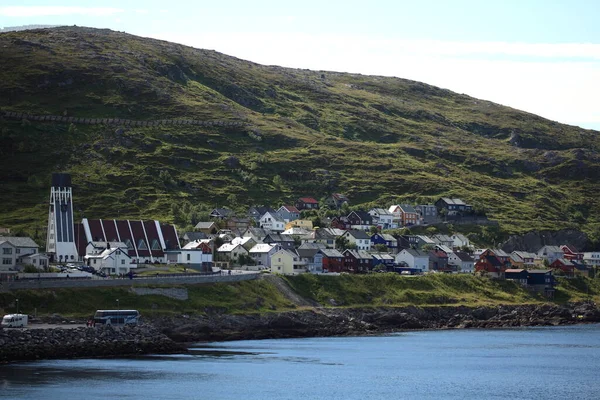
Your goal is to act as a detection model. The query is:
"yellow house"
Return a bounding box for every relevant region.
[270,249,306,275]
[285,219,313,230]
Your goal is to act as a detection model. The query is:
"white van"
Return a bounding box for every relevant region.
[1,313,28,328]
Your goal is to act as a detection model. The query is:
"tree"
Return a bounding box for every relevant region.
[374,244,388,252]
[335,236,350,250]
[370,226,380,235]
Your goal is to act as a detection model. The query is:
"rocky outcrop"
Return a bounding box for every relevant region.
[501,229,589,253]
[153,302,600,342]
[0,324,186,363]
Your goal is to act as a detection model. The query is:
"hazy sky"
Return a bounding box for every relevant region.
[2,1,599,130]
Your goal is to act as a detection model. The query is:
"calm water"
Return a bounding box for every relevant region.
[1,324,600,400]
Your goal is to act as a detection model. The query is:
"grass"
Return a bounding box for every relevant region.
[1,27,599,244]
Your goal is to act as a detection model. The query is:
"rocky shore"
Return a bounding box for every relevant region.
[0,324,186,363]
[154,301,600,342]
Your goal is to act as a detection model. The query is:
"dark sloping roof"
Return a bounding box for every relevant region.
[345,230,370,239]
[0,236,38,248]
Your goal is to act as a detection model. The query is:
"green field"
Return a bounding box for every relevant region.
[0,275,597,319]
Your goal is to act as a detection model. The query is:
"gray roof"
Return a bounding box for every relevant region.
[344,249,372,260]
[299,242,326,250]
[320,249,344,258]
[403,249,429,257]
[345,230,371,239]
[454,251,474,262]
[441,198,468,205]
[183,232,208,241]
[0,236,39,248]
[194,221,215,229]
[297,248,319,258]
[399,204,417,213]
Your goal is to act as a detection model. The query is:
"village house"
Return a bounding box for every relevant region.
[510,251,539,268]
[324,193,349,209]
[429,249,450,272]
[504,269,528,285]
[216,243,249,265]
[451,233,471,249]
[85,246,133,275]
[209,208,234,220]
[182,232,208,245]
[231,236,257,251]
[560,245,583,262]
[330,216,350,230]
[319,248,344,272]
[296,247,323,273]
[371,253,395,270]
[347,211,374,230]
[0,236,39,259]
[474,249,511,278]
[0,240,17,274]
[225,217,251,232]
[248,206,277,222]
[242,227,269,243]
[448,251,474,273]
[270,249,304,274]
[263,233,295,250]
[370,233,399,254]
[277,205,301,223]
[368,208,395,229]
[537,245,564,264]
[395,249,430,272]
[166,241,213,271]
[415,204,437,224]
[342,230,372,251]
[432,234,454,248]
[343,249,373,273]
[285,219,313,230]
[259,211,286,232]
[296,197,319,210]
[18,253,50,270]
[282,227,312,237]
[194,221,217,234]
[435,198,473,214]
[549,258,575,277]
[301,228,335,248]
[583,252,600,267]
[249,243,278,268]
[398,204,419,226]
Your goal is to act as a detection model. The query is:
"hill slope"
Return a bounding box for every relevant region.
[1,27,599,240]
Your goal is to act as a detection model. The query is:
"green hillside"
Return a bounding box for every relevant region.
[1,26,599,241]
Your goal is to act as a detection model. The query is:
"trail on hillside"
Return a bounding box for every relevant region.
[262,275,320,308]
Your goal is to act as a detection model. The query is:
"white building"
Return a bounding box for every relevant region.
[85,247,134,275]
[259,212,285,232]
[46,173,78,262]
[342,230,372,251]
[0,240,17,271]
[448,251,474,273]
[451,233,471,249]
[395,249,430,272]
[249,243,277,268]
[369,208,396,229]
[583,252,600,267]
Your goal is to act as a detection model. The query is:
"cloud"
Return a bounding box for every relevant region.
[0,6,124,17]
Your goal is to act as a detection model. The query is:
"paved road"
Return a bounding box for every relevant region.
[1,323,85,330]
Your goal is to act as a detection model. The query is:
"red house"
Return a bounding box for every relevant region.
[560,245,583,262]
[296,197,319,210]
[343,249,373,273]
[475,249,511,278]
[331,216,350,230]
[319,248,344,272]
[549,258,575,277]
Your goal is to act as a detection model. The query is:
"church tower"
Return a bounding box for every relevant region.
[46,173,78,262]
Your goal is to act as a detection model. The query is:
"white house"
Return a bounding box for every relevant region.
[86,241,128,256]
[85,247,134,275]
[0,236,39,258]
[448,251,474,273]
[537,246,564,264]
[395,249,430,272]
[166,240,213,270]
[451,233,471,249]
[259,212,285,232]
[583,252,600,267]
[369,208,396,229]
[18,253,50,270]
[217,243,249,263]
[0,240,17,271]
[342,230,372,251]
[249,243,277,268]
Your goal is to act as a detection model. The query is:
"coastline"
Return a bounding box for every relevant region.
[2,301,598,363]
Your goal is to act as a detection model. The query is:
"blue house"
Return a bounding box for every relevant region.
[370,233,399,254]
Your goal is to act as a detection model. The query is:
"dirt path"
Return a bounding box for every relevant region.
[261,275,320,308]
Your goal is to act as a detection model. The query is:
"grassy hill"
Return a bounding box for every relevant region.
[1,26,599,242]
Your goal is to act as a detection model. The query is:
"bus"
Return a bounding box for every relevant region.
[93,310,140,326]
[1,313,28,328]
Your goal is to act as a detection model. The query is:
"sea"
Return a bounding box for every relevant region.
[1,324,599,400]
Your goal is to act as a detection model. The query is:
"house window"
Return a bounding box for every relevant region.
[151,239,161,250]
[2,258,11,265]
[16,249,20,254]
[124,239,134,250]
[93,259,97,264]
[121,259,125,265]
[33,259,37,264]
[137,239,148,250]
[2,248,12,255]
[278,258,281,262]
[187,254,191,261]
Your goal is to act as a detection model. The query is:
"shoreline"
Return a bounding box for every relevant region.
[2,301,598,363]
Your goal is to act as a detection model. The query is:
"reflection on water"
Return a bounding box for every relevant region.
[1,324,600,400]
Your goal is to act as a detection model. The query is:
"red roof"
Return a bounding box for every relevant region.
[299,197,318,204]
[283,205,300,213]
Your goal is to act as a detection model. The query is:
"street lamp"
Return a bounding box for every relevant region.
[116,299,119,310]
[15,298,19,314]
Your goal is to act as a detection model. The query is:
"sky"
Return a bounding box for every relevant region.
[2,0,600,130]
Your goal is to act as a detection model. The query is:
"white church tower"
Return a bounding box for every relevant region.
[46,173,78,262]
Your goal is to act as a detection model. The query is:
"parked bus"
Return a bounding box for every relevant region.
[93,310,140,326]
[1,313,28,328]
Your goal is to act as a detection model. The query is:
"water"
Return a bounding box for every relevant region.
[1,324,600,400]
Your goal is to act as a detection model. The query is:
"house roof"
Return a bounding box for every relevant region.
[381,234,397,241]
[454,251,474,262]
[210,208,233,216]
[403,249,429,257]
[279,205,300,213]
[416,235,435,244]
[183,232,207,241]
[243,227,268,238]
[249,243,275,254]
[194,221,215,230]
[324,228,346,237]
[345,230,371,240]
[297,248,320,258]
[440,198,469,206]
[371,252,395,260]
[491,248,510,258]
[264,233,295,243]
[433,234,453,243]
[261,211,285,222]
[512,251,537,259]
[320,248,344,258]
[231,237,254,246]
[435,244,454,254]
[343,249,372,260]
[0,236,39,248]
[370,208,392,216]
[182,239,211,250]
[399,204,417,214]
[505,269,525,273]
[483,255,504,267]
[298,197,318,204]
[351,211,373,222]
[217,243,244,252]
[331,193,348,201]
[89,241,128,249]
[282,227,312,236]
[298,242,326,250]
[528,269,551,274]
[538,245,563,254]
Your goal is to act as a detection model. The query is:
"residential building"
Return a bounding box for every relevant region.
[84,246,133,275]
[560,245,583,262]
[301,228,335,248]
[395,249,430,272]
[248,206,277,222]
[371,253,395,269]
[435,198,473,214]
[432,234,454,248]
[429,249,450,272]
[583,252,600,267]
[415,204,438,224]
[537,246,564,264]
[216,243,249,264]
[270,249,305,275]
[324,193,349,209]
[398,204,419,226]
[343,249,373,273]
[249,243,277,268]
[165,242,213,272]
[285,219,313,231]
[296,197,319,210]
[242,227,269,243]
[259,212,286,232]
[451,233,471,249]
[448,251,474,273]
[371,233,399,254]
[209,208,234,220]
[0,236,39,259]
[342,230,372,251]
[0,240,17,271]
[505,269,528,285]
[319,248,344,272]
[277,205,301,223]
[231,236,257,251]
[182,232,208,244]
[194,221,217,234]
[368,208,395,229]
[263,233,295,250]
[347,211,374,230]
[297,247,323,273]
[330,216,350,230]
[549,258,575,277]
[18,253,49,270]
